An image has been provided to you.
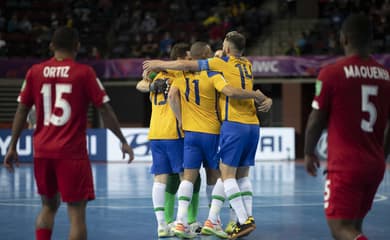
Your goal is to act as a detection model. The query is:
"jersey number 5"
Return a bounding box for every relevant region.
[361,85,378,132]
[41,83,72,126]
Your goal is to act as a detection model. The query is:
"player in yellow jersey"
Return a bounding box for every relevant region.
[167,41,268,239]
[137,43,201,238]
[143,31,272,239]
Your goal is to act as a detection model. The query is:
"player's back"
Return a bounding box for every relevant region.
[148,70,183,140]
[177,71,222,134]
[198,56,258,125]
[19,57,108,159]
[318,55,390,172]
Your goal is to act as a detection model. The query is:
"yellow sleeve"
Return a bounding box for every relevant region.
[211,73,228,92]
[198,57,226,72]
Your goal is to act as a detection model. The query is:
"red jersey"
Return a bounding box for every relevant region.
[313,55,390,173]
[18,57,109,159]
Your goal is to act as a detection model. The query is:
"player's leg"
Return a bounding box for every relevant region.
[67,201,87,240]
[150,140,177,237]
[34,158,60,240]
[56,158,95,240]
[236,167,253,217]
[188,174,201,233]
[164,173,180,224]
[36,194,61,240]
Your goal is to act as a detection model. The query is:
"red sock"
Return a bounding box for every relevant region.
[36,228,52,240]
[355,234,368,240]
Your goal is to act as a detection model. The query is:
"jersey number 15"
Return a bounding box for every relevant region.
[41,83,72,126]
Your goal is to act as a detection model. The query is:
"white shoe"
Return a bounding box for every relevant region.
[189,221,202,234]
[158,223,174,238]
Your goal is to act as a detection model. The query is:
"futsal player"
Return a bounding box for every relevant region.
[3,27,134,240]
[143,31,272,239]
[304,14,390,240]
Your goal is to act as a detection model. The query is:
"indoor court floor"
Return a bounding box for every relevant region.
[1,161,389,240]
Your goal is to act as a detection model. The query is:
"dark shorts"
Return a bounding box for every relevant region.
[34,158,95,203]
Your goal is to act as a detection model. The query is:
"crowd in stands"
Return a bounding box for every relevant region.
[285,0,390,56]
[0,0,272,59]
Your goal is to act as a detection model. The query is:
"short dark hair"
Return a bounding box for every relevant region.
[341,14,372,49]
[225,31,246,52]
[190,41,209,60]
[170,43,190,60]
[51,27,79,52]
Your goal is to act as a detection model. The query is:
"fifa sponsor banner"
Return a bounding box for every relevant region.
[0,129,107,162]
[2,55,390,78]
[106,127,295,162]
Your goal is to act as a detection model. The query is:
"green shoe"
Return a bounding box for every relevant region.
[174,223,197,239]
[201,219,228,239]
[224,221,236,235]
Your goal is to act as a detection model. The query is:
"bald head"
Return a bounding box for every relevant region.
[190,42,212,60]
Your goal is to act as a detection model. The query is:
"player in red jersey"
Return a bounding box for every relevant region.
[304,14,390,240]
[3,27,134,240]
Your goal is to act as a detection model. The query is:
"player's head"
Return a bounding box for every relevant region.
[170,43,190,60]
[223,31,246,56]
[340,14,372,53]
[190,42,212,60]
[50,27,80,54]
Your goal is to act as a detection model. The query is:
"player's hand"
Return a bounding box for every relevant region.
[3,148,19,173]
[143,60,164,72]
[256,97,272,112]
[304,154,320,177]
[142,70,152,81]
[121,143,134,164]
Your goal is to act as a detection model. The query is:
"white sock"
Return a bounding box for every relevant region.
[176,180,193,225]
[229,206,237,222]
[207,179,225,223]
[237,177,253,216]
[224,178,248,225]
[206,184,214,206]
[152,182,166,226]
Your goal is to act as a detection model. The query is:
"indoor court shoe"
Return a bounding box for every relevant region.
[228,217,256,240]
[224,221,236,235]
[157,224,174,238]
[174,223,197,239]
[189,221,202,234]
[201,219,228,239]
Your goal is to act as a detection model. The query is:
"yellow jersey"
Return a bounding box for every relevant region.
[172,71,228,134]
[148,71,184,140]
[198,56,259,125]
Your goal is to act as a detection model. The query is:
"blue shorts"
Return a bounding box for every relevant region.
[217,121,259,167]
[150,139,184,175]
[183,131,219,170]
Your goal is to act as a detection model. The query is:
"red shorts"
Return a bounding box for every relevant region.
[34,158,95,203]
[325,170,384,219]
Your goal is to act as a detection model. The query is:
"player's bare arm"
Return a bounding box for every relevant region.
[143,60,199,72]
[98,103,134,162]
[304,109,328,176]
[136,78,152,93]
[168,86,182,128]
[3,103,30,172]
[385,119,390,158]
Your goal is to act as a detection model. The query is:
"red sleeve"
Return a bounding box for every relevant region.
[84,67,109,107]
[17,68,34,107]
[312,66,335,112]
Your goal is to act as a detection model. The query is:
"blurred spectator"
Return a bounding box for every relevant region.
[51,13,59,29]
[203,12,221,26]
[90,46,101,59]
[141,12,156,33]
[66,14,74,28]
[130,34,143,57]
[284,39,300,56]
[159,32,174,57]
[141,33,158,58]
[19,16,32,33]
[0,33,7,56]
[0,10,5,31]
[7,14,19,33]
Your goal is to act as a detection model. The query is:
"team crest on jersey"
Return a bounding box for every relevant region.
[315,80,322,96]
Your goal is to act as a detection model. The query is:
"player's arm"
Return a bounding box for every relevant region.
[143,60,199,72]
[3,103,31,172]
[304,109,328,177]
[384,118,390,159]
[136,78,152,93]
[168,86,182,127]
[97,103,134,162]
